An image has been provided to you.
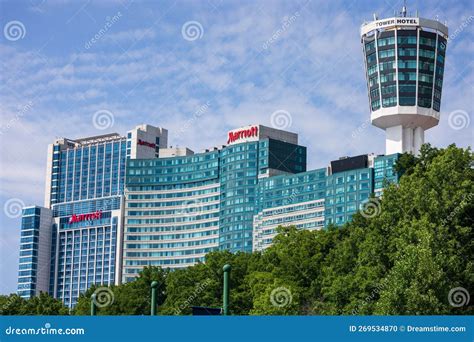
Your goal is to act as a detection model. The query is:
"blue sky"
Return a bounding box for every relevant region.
[0,0,472,295]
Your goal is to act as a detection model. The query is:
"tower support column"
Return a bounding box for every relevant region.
[385,125,425,155]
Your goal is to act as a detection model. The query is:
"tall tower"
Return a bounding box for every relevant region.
[361,6,448,155]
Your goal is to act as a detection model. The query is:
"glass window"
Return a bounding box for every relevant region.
[399,84,416,93]
[397,36,417,45]
[419,60,434,72]
[367,64,378,76]
[398,48,416,57]
[365,41,375,52]
[371,99,380,111]
[382,96,397,107]
[419,74,433,83]
[398,60,417,69]
[380,73,395,83]
[399,97,415,106]
[381,85,396,95]
[398,72,416,81]
[419,49,435,59]
[367,52,376,64]
[379,61,395,71]
[378,49,395,58]
[378,36,395,46]
[418,97,431,108]
[370,88,380,99]
[369,76,378,87]
[419,37,436,47]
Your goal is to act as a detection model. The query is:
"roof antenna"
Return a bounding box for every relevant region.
[401,0,407,17]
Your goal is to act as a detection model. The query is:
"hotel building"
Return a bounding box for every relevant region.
[17,125,167,307]
[16,6,447,306]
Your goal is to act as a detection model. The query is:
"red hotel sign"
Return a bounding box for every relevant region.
[138,139,156,148]
[69,210,102,224]
[227,126,258,144]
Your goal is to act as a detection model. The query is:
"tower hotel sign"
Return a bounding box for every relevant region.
[361,17,419,35]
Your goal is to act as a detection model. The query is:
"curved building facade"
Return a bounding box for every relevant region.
[123,150,221,282]
[361,11,448,155]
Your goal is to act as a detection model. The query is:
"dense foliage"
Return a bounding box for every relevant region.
[0,292,69,315]
[2,144,472,315]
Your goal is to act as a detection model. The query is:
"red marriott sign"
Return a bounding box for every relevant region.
[69,210,102,224]
[138,139,156,148]
[227,126,259,144]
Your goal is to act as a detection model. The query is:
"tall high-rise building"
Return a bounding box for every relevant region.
[122,125,308,280]
[20,7,454,306]
[18,122,400,304]
[361,6,448,155]
[17,125,167,307]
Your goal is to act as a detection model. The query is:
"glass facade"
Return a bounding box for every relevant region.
[123,151,221,281]
[325,168,372,226]
[53,139,126,205]
[123,135,308,278]
[254,154,400,250]
[49,137,126,307]
[363,25,446,112]
[17,207,42,298]
[54,213,118,307]
[253,169,326,251]
[32,134,128,307]
[219,141,259,252]
[18,124,400,304]
[17,206,52,298]
[124,145,399,260]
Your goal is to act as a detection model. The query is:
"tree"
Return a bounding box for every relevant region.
[48,144,474,316]
[0,293,68,315]
[74,266,167,315]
